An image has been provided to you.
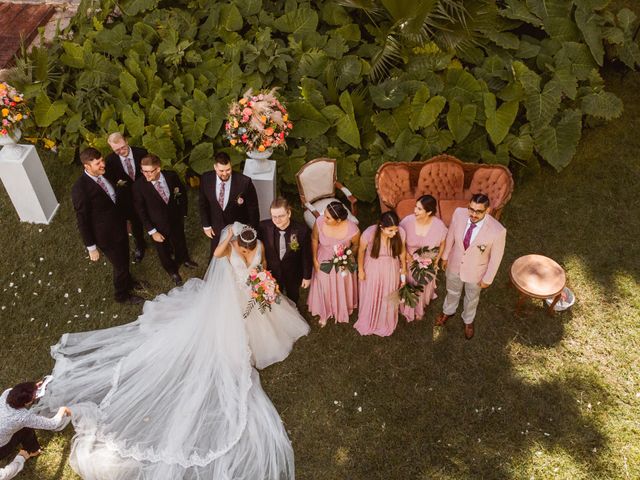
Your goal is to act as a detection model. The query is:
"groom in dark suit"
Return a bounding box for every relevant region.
[105,132,147,263]
[259,197,312,304]
[133,154,198,286]
[199,152,260,253]
[71,148,143,304]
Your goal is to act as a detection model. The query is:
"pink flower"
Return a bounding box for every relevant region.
[242,107,252,116]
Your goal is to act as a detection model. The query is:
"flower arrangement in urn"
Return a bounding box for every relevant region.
[225,88,293,155]
[0,82,29,139]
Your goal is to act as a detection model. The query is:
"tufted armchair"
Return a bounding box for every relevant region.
[375,155,514,226]
[296,158,359,228]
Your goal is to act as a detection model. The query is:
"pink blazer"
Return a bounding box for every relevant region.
[442,208,506,285]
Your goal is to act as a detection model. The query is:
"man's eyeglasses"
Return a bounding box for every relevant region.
[468,207,487,215]
[141,167,160,174]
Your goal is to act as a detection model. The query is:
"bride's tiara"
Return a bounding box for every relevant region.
[239,225,257,242]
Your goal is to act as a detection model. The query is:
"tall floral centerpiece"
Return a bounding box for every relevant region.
[0,82,30,146]
[225,88,293,159]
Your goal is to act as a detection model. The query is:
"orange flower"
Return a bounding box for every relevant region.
[1,109,8,117]
[230,139,237,146]
[260,115,267,123]
[264,127,274,136]
[258,145,266,152]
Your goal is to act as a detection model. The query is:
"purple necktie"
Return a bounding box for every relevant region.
[463,222,476,250]
[123,157,135,180]
[96,176,115,203]
[154,181,169,204]
[218,181,225,209]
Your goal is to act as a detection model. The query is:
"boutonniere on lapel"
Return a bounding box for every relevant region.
[477,244,487,253]
[236,195,244,205]
[116,179,128,187]
[173,187,181,198]
[289,234,300,252]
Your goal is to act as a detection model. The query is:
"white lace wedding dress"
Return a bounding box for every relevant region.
[36,230,310,480]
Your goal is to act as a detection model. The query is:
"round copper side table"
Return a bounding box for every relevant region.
[510,254,566,316]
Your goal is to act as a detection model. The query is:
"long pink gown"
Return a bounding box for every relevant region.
[353,225,406,337]
[399,214,448,321]
[307,216,359,325]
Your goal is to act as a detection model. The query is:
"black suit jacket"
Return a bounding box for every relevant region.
[198,171,260,235]
[71,173,128,249]
[259,219,312,287]
[132,170,188,237]
[105,146,147,214]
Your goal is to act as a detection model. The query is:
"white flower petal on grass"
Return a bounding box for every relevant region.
[85,314,90,318]
[45,323,48,328]
[357,406,362,412]
[48,272,52,276]
[8,282,13,287]
[39,257,44,262]
[38,229,42,233]
[77,288,82,293]
[64,293,69,298]
[29,318,34,322]
[113,314,118,319]
[1,306,5,310]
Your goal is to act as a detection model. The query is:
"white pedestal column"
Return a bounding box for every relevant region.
[243,158,276,221]
[0,144,59,224]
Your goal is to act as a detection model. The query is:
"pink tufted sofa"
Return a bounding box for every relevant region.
[375,155,514,226]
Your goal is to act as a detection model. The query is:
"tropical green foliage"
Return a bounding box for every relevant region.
[9,0,640,199]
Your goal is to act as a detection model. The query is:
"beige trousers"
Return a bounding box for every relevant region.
[442,269,482,324]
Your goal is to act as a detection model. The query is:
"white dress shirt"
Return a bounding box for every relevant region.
[84,171,117,252]
[0,454,24,480]
[148,173,169,236]
[465,216,485,245]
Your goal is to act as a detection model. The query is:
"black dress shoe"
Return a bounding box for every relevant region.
[131,280,150,291]
[171,273,183,286]
[183,260,199,269]
[134,249,145,263]
[117,295,144,305]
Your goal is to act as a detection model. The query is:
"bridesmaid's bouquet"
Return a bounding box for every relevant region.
[320,243,356,277]
[244,266,281,318]
[392,246,440,306]
[409,246,440,285]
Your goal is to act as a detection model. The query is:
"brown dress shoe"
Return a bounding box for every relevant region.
[435,313,451,326]
[464,322,475,340]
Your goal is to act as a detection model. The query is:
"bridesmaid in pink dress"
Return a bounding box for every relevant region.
[354,211,407,336]
[399,195,447,322]
[307,201,360,326]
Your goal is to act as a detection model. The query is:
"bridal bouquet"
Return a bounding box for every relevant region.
[320,243,356,277]
[1,82,30,138]
[225,88,293,154]
[244,265,281,318]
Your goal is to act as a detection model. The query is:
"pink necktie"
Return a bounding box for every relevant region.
[96,176,115,203]
[463,222,476,250]
[123,157,135,180]
[154,181,169,204]
[218,181,225,209]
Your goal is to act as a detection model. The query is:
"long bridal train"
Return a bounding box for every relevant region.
[36,256,297,480]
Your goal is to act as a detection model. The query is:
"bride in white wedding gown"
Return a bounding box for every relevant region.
[36,223,310,480]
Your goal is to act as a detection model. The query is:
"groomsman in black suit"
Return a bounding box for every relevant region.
[133,154,198,286]
[199,152,260,253]
[259,197,312,304]
[105,132,147,263]
[71,148,144,304]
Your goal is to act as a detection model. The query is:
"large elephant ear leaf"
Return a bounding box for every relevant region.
[581,91,623,120]
[484,93,519,146]
[574,6,605,66]
[534,109,582,171]
[189,142,214,175]
[447,100,477,143]
[410,86,446,130]
[34,92,67,128]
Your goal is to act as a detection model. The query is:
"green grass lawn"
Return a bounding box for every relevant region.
[2,46,640,480]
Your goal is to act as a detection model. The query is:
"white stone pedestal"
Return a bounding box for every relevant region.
[243,158,276,221]
[0,144,59,224]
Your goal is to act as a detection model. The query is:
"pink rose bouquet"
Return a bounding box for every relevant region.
[320,243,356,277]
[244,265,282,317]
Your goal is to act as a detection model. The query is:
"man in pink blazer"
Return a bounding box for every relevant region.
[436,194,506,339]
